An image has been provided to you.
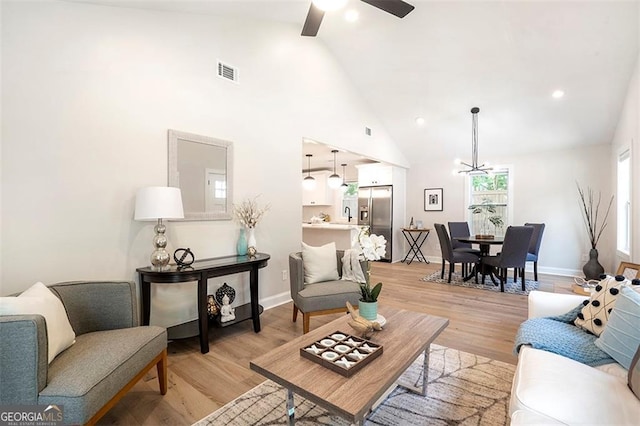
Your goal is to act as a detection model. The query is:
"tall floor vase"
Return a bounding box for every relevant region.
[583,248,604,280]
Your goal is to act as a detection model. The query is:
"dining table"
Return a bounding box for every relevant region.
[454,235,505,284]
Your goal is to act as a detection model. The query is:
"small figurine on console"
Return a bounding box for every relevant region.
[220,294,235,323]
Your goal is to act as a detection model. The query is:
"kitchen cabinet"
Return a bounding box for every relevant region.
[357,164,393,186]
[302,172,333,206]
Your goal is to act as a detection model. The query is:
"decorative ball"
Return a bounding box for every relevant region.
[207,295,219,317]
[247,246,257,257]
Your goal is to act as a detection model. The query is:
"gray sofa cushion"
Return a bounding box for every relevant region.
[38,326,166,425]
[297,280,361,312]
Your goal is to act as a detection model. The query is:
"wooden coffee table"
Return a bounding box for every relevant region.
[250,306,449,425]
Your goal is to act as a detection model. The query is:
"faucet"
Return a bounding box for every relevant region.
[344,206,352,223]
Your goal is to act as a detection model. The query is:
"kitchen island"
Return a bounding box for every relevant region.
[302,223,362,250]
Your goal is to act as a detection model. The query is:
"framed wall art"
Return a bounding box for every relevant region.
[616,262,640,280]
[424,188,443,211]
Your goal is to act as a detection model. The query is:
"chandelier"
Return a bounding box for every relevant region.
[456,107,492,174]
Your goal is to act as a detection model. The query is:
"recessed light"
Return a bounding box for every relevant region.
[345,10,359,22]
[415,117,425,126]
[552,90,565,99]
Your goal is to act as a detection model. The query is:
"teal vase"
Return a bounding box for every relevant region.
[358,300,378,321]
[236,228,248,256]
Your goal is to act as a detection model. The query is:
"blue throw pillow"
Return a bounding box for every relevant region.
[595,286,640,369]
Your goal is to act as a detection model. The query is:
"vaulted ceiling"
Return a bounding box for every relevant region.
[71,0,639,164]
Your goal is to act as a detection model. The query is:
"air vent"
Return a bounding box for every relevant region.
[365,127,372,136]
[217,61,238,83]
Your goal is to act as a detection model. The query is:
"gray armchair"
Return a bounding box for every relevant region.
[0,281,167,425]
[289,250,368,334]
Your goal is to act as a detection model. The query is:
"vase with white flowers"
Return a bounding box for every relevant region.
[352,226,387,320]
[232,196,270,256]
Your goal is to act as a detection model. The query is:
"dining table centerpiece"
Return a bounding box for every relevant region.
[352,226,387,320]
[232,195,270,256]
[468,198,504,239]
[577,183,613,280]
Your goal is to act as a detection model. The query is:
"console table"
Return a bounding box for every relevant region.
[137,253,270,354]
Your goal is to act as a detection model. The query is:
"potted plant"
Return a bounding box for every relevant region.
[468,198,504,238]
[577,183,613,280]
[352,227,387,320]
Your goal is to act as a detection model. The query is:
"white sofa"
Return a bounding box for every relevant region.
[509,290,640,425]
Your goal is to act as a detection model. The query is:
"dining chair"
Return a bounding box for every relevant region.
[523,222,545,281]
[482,225,534,292]
[434,223,480,283]
[448,222,481,276]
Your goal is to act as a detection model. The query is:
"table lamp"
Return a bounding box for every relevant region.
[135,186,184,270]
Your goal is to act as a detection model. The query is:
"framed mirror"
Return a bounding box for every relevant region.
[168,129,233,221]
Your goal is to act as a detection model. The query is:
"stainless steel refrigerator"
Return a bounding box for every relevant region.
[358,185,393,262]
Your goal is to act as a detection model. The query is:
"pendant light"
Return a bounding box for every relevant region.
[303,154,316,190]
[328,149,342,189]
[455,107,493,175]
[340,163,349,192]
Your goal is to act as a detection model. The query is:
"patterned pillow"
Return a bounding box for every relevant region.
[574,275,627,336]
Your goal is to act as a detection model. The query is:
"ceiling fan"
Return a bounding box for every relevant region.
[302,0,415,37]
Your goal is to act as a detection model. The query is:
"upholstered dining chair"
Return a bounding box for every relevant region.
[448,222,481,276]
[482,225,534,292]
[523,222,545,281]
[434,223,480,283]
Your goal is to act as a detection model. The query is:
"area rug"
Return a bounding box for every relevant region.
[193,345,515,426]
[421,271,539,295]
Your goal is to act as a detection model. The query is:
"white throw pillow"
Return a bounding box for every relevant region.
[302,242,339,284]
[0,282,76,363]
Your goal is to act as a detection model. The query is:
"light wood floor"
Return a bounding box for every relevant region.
[99,261,575,425]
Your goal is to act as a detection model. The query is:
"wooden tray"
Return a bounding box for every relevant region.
[300,331,383,377]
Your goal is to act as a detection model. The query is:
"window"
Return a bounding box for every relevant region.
[467,168,511,237]
[341,183,359,221]
[617,150,631,255]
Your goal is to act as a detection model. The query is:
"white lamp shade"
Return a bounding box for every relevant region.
[302,176,316,191]
[328,174,342,189]
[134,186,184,221]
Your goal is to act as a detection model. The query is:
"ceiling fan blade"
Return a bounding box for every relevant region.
[360,0,415,18]
[301,3,325,37]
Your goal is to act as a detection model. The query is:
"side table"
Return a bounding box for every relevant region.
[137,253,270,354]
[401,228,431,265]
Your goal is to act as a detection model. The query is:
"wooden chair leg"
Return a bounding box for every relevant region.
[514,268,517,282]
[521,268,526,291]
[292,304,299,322]
[157,349,168,395]
[501,269,506,292]
[448,263,453,283]
[534,262,538,281]
[441,260,445,279]
[303,313,310,334]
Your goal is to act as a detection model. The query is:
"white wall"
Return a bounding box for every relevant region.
[0,0,408,326]
[611,53,639,264]
[405,143,615,277]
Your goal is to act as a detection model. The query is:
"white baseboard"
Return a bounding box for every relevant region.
[261,291,292,311]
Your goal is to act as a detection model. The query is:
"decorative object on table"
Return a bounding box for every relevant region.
[345,301,382,339]
[220,294,236,323]
[424,188,443,211]
[409,216,415,229]
[232,195,270,254]
[616,261,640,280]
[134,186,184,270]
[207,295,219,317]
[299,330,383,377]
[577,183,614,280]
[453,107,493,175]
[352,227,387,320]
[416,220,423,229]
[468,198,504,238]
[215,283,236,306]
[247,246,257,257]
[572,276,602,296]
[236,228,248,256]
[173,247,194,268]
